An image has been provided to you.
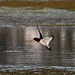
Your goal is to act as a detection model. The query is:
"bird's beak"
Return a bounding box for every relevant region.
[30,39,34,41]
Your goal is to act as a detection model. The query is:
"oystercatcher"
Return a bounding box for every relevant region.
[30,26,54,50]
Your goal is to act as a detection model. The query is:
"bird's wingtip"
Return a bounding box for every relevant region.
[37,25,38,28]
[51,35,54,39]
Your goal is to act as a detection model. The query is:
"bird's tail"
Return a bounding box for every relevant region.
[46,46,52,50]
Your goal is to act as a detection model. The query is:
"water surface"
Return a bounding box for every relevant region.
[0,7,75,25]
[0,26,75,68]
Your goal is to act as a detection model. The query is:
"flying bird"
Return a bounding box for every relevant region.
[30,26,54,50]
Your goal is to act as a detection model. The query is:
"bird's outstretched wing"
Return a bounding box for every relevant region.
[37,26,43,39]
[42,36,53,47]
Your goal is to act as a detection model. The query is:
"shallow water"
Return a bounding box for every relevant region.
[0,26,75,69]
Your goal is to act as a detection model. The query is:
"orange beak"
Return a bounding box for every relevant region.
[30,39,34,41]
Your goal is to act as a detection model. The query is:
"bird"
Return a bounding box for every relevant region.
[30,26,54,50]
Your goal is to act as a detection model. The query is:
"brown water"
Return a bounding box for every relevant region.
[0,26,75,68]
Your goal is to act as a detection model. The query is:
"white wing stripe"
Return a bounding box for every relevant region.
[47,37,53,46]
[39,37,53,48]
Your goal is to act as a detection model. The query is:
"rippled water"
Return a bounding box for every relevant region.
[0,7,75,25]
[0,26,75,69]
[0,6,75,72]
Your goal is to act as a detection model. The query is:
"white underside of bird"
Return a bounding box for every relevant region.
[39,36,53,48]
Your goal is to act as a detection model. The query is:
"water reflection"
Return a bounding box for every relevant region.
[72,29,75,50]
[0,26,75,67]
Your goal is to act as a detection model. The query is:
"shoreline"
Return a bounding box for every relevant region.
[0,65,75,75]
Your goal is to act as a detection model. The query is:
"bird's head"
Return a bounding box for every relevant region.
[30,38,40,42]
[30,38,34,41]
